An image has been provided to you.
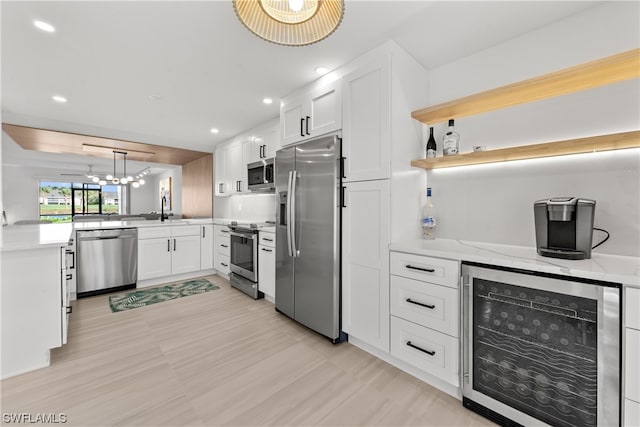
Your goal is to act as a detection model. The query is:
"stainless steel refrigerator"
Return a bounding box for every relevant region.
[275,132,346,343]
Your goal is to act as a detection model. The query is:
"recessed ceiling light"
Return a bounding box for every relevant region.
[34,20,55,33]
[52,95,67,103]
[148,95,163,101]
[315,66,329,75]
[210,128,219,134]
[263,98,273,105]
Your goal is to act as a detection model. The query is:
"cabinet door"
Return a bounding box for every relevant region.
[172,234,201,275]
[342,56,390,182]
[308,80,342,139]
[200,225,214,270]
[342,179,390,352]
[138,238,172,281]
[242,137,259,166]
[258,244,275,299]
[258,127,280,159]
[214,146,228,196]
[280,95,306,146]
[227,143,244,193]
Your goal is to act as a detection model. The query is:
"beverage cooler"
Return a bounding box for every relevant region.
[461,262,621,427]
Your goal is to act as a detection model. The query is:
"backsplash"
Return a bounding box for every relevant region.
[214,194,276,222]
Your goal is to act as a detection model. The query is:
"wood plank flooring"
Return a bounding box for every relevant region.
[0,274,495,426]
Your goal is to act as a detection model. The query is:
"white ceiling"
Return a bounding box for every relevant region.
[1,0,603,173]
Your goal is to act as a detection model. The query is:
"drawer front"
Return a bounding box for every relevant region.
[626,328,640,402]
[626,287,640,329]
[259,231,275,248]
[216,236,230,256]
[625,398,640,427]
[390,275,458,337]
[215,225,231,238]
[390,316,459,386]
[390,252,459,288]
[138,226,171,239]
[172,225,200,237]
[216,254,230,275]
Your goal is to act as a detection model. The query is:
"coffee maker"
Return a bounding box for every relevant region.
[534,197,596,260]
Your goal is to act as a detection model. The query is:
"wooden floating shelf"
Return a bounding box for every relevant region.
[411,48,640,125]
[410,130,640,170]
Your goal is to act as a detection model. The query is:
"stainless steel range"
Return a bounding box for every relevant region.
[228,221,273,299]
[461,262,621,427]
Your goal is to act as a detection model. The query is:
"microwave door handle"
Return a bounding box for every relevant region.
[263,162,267,184]
[291,170,299,257]
[286,171,293,257]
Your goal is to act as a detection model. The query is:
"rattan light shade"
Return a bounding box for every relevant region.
[233,0,344,46]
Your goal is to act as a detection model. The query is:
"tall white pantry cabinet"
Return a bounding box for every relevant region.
[340,42,428,353]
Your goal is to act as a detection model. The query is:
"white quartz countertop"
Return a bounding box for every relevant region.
[390,239,640,288]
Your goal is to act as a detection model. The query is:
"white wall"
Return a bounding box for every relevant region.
[1,164,40,224]
[214,194,275,222]
[421,1,640,257]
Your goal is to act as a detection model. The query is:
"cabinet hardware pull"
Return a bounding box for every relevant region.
[405,264,435,273]
[66,250,75,269]
[305,116,310,135]
[262,238,274,242]
[340,186,346,208]
[221,262,228,267]
[221,244,228,248]
[66,306,73,314]
[173,239,177,251]
[261,248,273,252]
[221,229,229,233]
[66,274,73,280]
[300,118,305,137]
[406,341,435,356]
[202,227,205,238]
[340,157,346,178]
[167,239,171,252]
[406,298,435,309]
[262,145,267,158]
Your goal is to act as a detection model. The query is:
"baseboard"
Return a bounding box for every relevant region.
[137,269,218,288]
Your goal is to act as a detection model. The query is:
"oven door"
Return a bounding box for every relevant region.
[229,230,258,282]
[461,262,620,427]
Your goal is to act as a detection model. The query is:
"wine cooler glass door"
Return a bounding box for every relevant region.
[461,263,620,427]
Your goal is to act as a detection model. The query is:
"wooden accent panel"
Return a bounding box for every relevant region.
[182,154,213,218]
[411,49,640,125]
[410,131,640,170]
[2,123,210,165]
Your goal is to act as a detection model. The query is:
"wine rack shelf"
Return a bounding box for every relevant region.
[410,130,640,170]
[411,48,640,125]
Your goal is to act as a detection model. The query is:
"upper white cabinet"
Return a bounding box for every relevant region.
[245,126,281,163]
[227,142,245,194]
[280,79,342,146]
[214,145,228,196]
[342,56,391,182]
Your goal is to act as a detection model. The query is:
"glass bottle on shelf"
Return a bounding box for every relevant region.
[422,187,436,240]
[443,119,460,156]
[426,126,436,158]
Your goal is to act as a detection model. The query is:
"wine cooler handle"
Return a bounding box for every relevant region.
[462,276,470,385]
[406,298,435,309]
[405,264,435,273]
[406,341,435,356]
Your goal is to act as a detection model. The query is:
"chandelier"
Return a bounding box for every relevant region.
[233,0,345,46]
[86,151,149,188]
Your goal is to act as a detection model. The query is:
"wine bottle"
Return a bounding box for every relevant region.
[422,187,436,240]
[443,119,460,156]
[426,127,436,158]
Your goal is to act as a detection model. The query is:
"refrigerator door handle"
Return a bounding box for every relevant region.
[286,171,293,257]
[291,170,299,257]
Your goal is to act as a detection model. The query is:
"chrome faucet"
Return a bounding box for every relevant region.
[161,195,167,222]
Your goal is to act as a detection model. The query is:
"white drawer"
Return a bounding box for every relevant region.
[626,288,640,330]
[390,251,459,288]
[138,226,171,239]
[626,328,640,402]
[625,398,640,427]
[259,231,275,248]
[172,225,200,237]
[216,254,230,275]
[216,236,230,256]
[390,316,459,387]
[390,275,458,337]
[215,225,231,238]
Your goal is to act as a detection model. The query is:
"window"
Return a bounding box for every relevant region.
[39,181,122,222]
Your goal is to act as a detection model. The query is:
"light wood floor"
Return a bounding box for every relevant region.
[1,274,495,426]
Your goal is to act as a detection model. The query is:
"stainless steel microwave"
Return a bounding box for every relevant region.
[247,158,275,192]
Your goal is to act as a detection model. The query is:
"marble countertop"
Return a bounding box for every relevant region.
[390,239,640,288]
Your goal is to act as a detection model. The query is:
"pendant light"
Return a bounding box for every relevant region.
[89,151,148,188]
[233,0,344,46]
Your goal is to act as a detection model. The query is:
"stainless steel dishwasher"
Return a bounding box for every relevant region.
[77,228,138,297]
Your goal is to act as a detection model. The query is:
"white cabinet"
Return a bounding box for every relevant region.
[214,225,231,275]
[389,251,459,388]
[342,56,391,182]
[341,179,390,352]
[138,225,201,283]
[227,142,245,193]
[214,145,228,196]
[200,224,214,270]
[258,230,276,300]
[280,80,342,146]
[244,127,280,163]
[625,287,640,427]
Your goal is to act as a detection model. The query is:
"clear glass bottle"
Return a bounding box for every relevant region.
[422,187,436,240]
[426,127,436,158]
[442,119,460,156]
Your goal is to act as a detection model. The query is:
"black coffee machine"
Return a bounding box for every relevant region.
[534,197,596,260]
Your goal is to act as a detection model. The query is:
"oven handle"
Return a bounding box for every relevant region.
[286,171,293,257]
[229,231,256,240]
[290,170,299,258]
